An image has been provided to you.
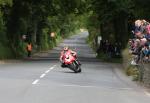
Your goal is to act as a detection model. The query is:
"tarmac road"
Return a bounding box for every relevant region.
[0,31,150,103]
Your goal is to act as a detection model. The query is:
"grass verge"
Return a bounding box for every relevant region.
[96,52,123,63]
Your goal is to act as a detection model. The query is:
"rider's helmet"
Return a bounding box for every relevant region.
[63,46,69,51]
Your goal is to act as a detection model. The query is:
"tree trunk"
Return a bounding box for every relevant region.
[113,12,129,48]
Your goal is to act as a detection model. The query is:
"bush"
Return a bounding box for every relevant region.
[0,42,14,59]
[126,65,142,81]
[40,28,49,50]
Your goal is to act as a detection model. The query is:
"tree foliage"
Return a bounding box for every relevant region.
[0,0,87,57]
[0,0,150,58]
[86,0,150,48]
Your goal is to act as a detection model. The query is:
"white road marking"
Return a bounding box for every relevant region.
[62,84,133,90]
[40,74,46,78]
[45,70,50,73]
[32,65,56,85]
[49,65,56,70]
[49,67,54,70]
[63,84,93,88]
[32,79,39,84]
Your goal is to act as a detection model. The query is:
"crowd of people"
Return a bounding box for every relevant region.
[98,40,121,58]
[129,19,150,65]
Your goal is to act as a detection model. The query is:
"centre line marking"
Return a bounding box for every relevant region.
[32,65,56,85]
[40,74,46,78]
[49,67,54,70]
[45,70,50,73]
[32,79,39,85]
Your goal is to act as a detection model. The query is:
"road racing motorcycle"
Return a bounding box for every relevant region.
[60,51,81,73]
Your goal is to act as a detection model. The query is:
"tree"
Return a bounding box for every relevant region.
[88,0,134,48]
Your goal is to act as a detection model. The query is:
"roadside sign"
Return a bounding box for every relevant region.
[98,36,102,45]
[22,35,27,40]
[50,32,55,38]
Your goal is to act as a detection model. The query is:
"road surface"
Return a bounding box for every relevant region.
[0,32,150,103]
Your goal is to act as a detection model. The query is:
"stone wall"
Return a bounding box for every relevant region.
[122,48,131,70]
[122,48,150,88]
[143,64,150,87]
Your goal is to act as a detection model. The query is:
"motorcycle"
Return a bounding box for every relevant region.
[60,52,81,73]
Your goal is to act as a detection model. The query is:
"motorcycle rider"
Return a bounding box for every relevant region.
[60,46,81,67]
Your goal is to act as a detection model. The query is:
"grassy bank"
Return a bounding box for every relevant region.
[96,52,123,63]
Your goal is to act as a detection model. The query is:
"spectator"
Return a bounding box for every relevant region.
[27,42,32,57]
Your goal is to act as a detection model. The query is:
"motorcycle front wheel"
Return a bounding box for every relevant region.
[69,62,81,73]
[77,66,81,73]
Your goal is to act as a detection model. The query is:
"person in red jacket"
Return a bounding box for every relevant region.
[27,42,32,57]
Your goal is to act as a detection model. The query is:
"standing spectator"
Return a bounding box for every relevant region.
[142,43,150,61]
[97,40,104,53]
[105,40,109,54]
[101,40,106,53]
[107,43,114,58]
[131,39,142,64]
[27,42,32,57]
[114,43,120,56]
